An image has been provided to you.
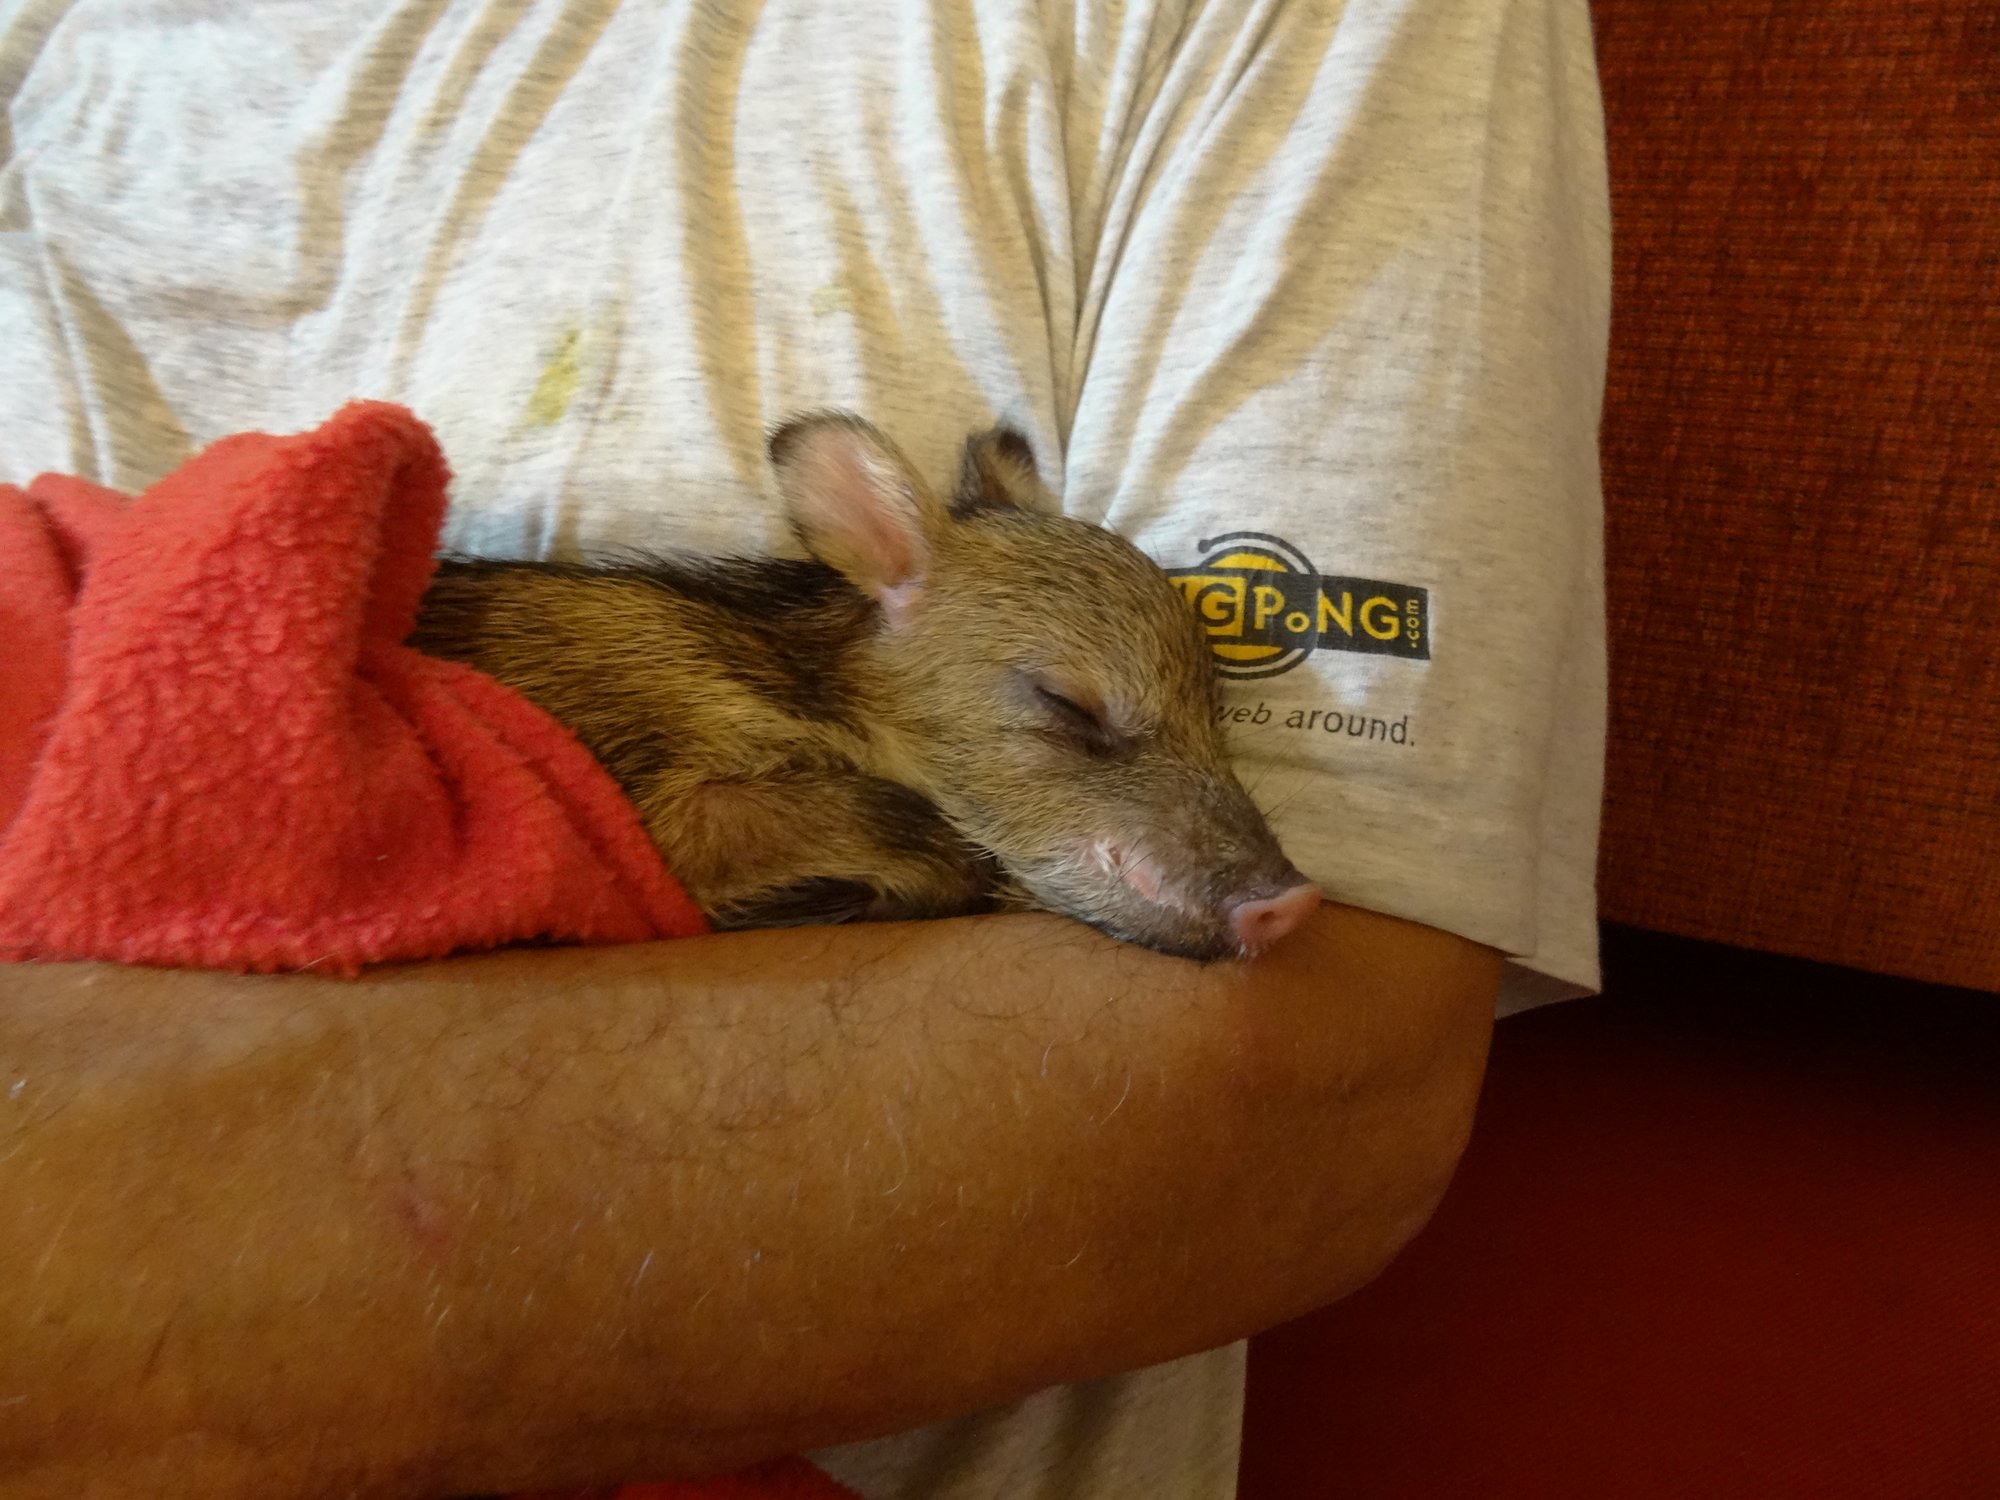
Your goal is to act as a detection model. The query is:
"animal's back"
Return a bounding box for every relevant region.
[413,556,874,806]
[412,553,998,928]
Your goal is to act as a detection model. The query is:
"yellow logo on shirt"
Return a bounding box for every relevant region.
[1165,532,1429,679]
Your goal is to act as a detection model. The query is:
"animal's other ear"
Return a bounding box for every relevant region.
[769,411,945,622]
[953,425,1055,515]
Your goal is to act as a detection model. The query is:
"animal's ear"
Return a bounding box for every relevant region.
[954,425,1054,515]
[769,412,945,621]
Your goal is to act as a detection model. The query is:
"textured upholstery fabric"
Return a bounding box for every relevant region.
[1593,1,2000,990]
[1238,928,2000,1499]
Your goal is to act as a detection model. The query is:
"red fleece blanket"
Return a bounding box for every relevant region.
[0,402,858,1500]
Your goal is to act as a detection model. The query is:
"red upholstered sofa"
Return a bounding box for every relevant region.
[1237,3,2000,1492]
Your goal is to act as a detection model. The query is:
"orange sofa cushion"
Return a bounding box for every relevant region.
[1593,0,2000,990]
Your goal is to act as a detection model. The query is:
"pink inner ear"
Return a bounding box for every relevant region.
[792,438,926,596]
[848,488,920,590]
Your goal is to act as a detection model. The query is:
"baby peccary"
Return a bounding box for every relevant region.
[413,413,1320,960]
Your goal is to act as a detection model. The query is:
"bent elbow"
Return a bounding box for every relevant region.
[1212,909,1502,1329]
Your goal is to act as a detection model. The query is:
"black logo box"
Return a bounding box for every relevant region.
[1166,566,1430,663]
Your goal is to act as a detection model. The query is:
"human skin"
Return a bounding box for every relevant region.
[0,903,1498,1499]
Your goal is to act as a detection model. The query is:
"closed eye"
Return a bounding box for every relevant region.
[1026,678,1127,756]
[1035,684,1104,735]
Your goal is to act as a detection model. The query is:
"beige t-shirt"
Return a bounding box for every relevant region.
[0,0,1610,1492]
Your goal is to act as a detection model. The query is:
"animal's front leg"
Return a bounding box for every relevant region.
[645,769,1000,931]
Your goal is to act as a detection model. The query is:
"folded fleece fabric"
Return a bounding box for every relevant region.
[0,400,709,970]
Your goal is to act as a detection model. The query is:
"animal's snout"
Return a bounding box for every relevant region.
[1077,829,1319,960]
[1228,880,1320,955]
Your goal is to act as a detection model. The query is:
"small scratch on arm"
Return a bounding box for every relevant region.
[139,1313,176,1382]
[1096,1069,1133,1125]
[880,1105,910,1198]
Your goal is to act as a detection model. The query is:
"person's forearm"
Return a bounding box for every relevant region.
[0,907,1497,1499]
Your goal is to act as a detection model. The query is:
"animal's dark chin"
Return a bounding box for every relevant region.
[1076,911,1239,963]
[1003,864,1241,961]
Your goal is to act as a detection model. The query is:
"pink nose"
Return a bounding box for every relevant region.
[1228,882,1321,955]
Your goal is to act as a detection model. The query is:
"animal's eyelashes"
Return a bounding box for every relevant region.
[1019,673,1137,759]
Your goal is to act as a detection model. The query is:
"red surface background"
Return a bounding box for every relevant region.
[1240,928,2000,1497]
